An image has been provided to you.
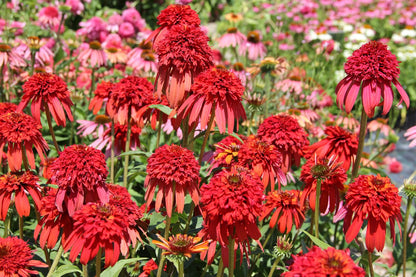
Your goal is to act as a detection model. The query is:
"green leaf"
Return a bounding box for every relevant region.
[118,150,151,158]
[101,257,146,277]
[51,264,82,277]
[53,47,66,64]
[302,230,331,249]
[229,132,244,143]
[149,104,173,116]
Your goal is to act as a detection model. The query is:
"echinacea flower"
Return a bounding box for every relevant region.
[200,166,263,266]
[0,102,17,115]
[154,24,213,108]
[88,81,113,115]
[306,126,358,172]
[336,41,409,118]
[153,233,209,259]
[49,145,109,216]
[106,76,154,125]
[34,188,73,249]
[260,189,304,234]
[0,172,42,220]
[76,114,110,138]
[300,156,347,214]
[218,27,246,48]
[0,236,47,276]
[343,175,402,252]
[78,41,107,68]
[282,246,365,277]
[237,135,286,190]
[404,125,416,148]
[145,144,200,217]
[177,68,246,134]
[257,115,309,172]
[210,135,246,170]
[0,112,49,171]
[63,202,138,267]
[0,43,26,68]
[37,6,61,29]
[17,73,74,126]
[240,31,267,60]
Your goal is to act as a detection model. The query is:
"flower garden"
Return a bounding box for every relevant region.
[2,0,416,276]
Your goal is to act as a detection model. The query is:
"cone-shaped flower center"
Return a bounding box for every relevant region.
[247,31,260,43]
[94,114,111,124]
[227,27,238,33]
[0,43,11,52]
[89,41,102,50]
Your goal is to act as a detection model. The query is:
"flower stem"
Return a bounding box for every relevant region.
[22,142,30,171]
[268,257,281,277]
[199,111,216,164]
[43,246,51,266]
[314,179,322,238]
[3,214,9,237]
[228,237,235,277]
[45,104,61,154]
[216,259,224,277]
[351,108,368,180]
[403,197,413,277]
[96,247,102,277]
[46,245,64,277]
[0,64,5,102]
[156,256,165,277]
[89,68,96,101]
[368,251,375,277]
[19,215,24,239]
[110,120,115,184]
[178,261,184,277]
[83,264,89,277]
[156,112,163,149]
[123,118,132,187]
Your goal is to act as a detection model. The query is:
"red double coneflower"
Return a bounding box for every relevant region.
[343,175,402,252]
[257,114,309,172]
[336,40,409,118]
[107,76,154,125]
[17,73,73,126]
[34,187,73,249]
[0,102,17,115]
[177,68,246,134]
[0,112,48,171]
[145,144,200,217]
[237,135,286,190]
[200,166,263,266]
[306,126,358,172]
[154,24,213,108]
[0,236,47,276]
[282,246,365,277]
[300,156,347,214]
[260,189,304,234]
[0,172,42,221]
[89,81,113,115]
[63,202,137,267]
[49,145,109,216]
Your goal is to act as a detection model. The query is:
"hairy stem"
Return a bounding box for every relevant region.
[46,245,64,277]
[314,179,322,238]
[403,197,413,277]
[351,108,368,179]
[123,118,132,187]
[45,104,61,154]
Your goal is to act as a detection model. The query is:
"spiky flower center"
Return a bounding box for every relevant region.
[28,36,41,50]
[247,31,260,43]
[311,164,330,179]
[227,27,238,33]
[228,173,242,185]
[141,50,155,61]
[106,47,118,53]
[94,114,111,124]
[89,41,102,50]
[0,43,11,52]
[233,62,244,71]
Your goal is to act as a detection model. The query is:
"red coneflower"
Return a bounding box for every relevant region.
[300,156,347,214]
[88,81,113,115]
[145,144,200,218]
[0,236,47,276]
[78,41,107,68]
[34,188,73,249]
[177,68,246,134]
[153,233,209,258]
[200,166,263,266]
[282,246,365,277]
[336,41,409,118]
[134,94,169,130]
[154,24,213,108]
[260,190,304,234]
[210,135,246,170]
[0,112,49,171]
[17,73,74,127]
[237,135,286,190]
[306,126,358,172]
[343,175,402,252]
[257,114,309,172]
[106,76,154,125]
[0,172,42,220]
[63,202,137,267]
[147,4,201,46]
[0,102,17,115]
[49,145,109,216]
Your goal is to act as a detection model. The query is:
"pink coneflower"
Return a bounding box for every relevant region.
[405,125,416,147]
[177,68,246,134]
[0,43,26,68]
[78,41,107,68]
[218,27,246,48]
[38,6,61,29]
[367,118,393,136]
[240,31,267,60]
[336,41,409,118]
[78,17,108,42]
[107,13,122,33]
[119,22,135,38]
[77,114,110,138]
[65,0,84,15]
[122,8,145,31]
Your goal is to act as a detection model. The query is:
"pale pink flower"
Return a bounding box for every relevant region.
[11,21,25,36]
[77,117,109,138]
[107,13,122,33]
[367,118,393,136]
[240,31,266,60]
[38,6,61,29]
[78,17,108,42]
[218,27,246,48]
[122,8,145,31]
[119,22,135,38]
[78,41,107,68]
[0,43,26,68]
[405,125,416,148]
[275,79,303,95]
[65,0,84,15]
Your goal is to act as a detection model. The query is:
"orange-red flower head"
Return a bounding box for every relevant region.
[153,233,209,259]
[336,41,409,118]
[343,175,402,252]
[89,81,113,115]
[18,73,74,126]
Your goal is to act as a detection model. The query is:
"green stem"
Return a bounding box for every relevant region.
[83,264,88,277]
[268,257,281,277]
[333,220,340,247]
[178,261,184,277]
[314,179,322,238]
[351,108,368,180]
[22,142,30,171]
[110,120,115,184]
[368,251,375,277]
[3,214,9,237]
[403,197,413,277]
[0,64,4,102]
[123,118,132,187]
[96,247,102,277]
[156,112,163,149]
[89,68,96,101]
[199,111,216,164]
[43,246,51,267]
[216,259,224,277]
[46,245,64,277]
[45,104,61,154]
[156,255,165,277]
[30,50,36,76]
[19,216,24,239]
[183,202,195,234]
[228,237,235,277]
[264,74,271,119]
